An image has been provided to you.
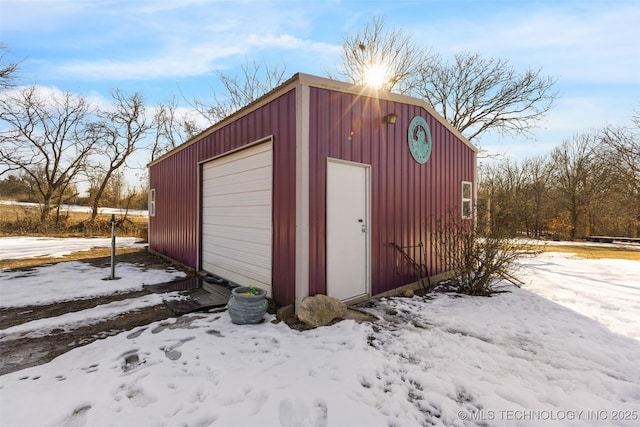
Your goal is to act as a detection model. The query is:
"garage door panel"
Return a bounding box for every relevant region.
[201,254,270,283]
[203,170,272,194]
[206,203,271,217]
[202,236,271,259]
[203,181,270,197]
[205,146,272,172]
[204,162,271,183]
[202,215,271,230]
[201,191,271,208]
[201,224,271,245]
[201,260,270,290]
[202,250,270,276]
[201,259,270,285]
[201,141,273,295]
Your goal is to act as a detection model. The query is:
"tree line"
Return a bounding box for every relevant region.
[479,116,640,239]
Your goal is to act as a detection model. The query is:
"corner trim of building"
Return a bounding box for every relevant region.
[294,83,310,313]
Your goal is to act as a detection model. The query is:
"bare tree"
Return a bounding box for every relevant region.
[335,21,556,144]
[0,86,95,223]
[151,96,197,161]
[602,111,640,192]
[0,44,19,91]
[478,111,639,240]
[479,156,552,239]
[334,16,432,94]
[549,133,611,240]
[601,112,640,236]
[191,60,288,130]
[87,90,150,221]
[415,52,557,143]
[521,156,553,238]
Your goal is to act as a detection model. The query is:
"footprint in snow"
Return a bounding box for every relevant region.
[164,349,182,361]
[279,398,328,427]
[119,350,144,372]
[151,322,169,334]
[123,386,157,408]
[313,399,328,426]
[126,327,148,339]
[81,364,99,373]
[54,403,91,427]
[161,336,196,361]
[193,414,218,427]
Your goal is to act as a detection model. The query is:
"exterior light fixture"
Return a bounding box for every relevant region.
[383,113,397,125]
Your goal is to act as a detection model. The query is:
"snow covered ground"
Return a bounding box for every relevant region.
[0,238,639,426]
[0,236,184,310]
[0,236,145,260]
[0,255,185,307]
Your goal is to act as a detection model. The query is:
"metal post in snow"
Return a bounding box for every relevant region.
[110,214,116,280]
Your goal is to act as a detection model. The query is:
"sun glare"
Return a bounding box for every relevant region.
[363,62,388,89]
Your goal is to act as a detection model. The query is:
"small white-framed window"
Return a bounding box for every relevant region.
[149,188,156,217]
[461,181,472,219]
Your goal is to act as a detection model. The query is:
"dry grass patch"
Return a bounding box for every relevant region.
[527,244,640,261]
[0,247,146,270]
[0,202,147,238]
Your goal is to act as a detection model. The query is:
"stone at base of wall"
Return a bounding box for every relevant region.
[297,295,347,328]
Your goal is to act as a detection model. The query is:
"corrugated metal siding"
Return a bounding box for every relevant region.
[149,90,297,306]
[308,87,476,297]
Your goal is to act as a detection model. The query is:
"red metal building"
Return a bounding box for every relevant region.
[148,73,477,309]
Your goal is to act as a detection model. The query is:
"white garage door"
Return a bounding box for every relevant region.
[201,141,273,295]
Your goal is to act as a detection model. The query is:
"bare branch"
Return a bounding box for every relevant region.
[86,89,151,220]
[190,60,288,130]
[415,52,558,142]
[0,44,20,91]
[151,96,195,161]
[334,17,433,94]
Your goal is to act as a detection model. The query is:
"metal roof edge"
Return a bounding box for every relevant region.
[149,72,477,167]
[148,74,301,167]
[295,73,478,154]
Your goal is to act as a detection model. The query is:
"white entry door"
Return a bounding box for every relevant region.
[326,160,370,301]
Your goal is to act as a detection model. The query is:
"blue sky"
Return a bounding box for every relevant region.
[1,0,639,160]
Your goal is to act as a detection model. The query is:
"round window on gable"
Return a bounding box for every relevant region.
[407,116,432,164]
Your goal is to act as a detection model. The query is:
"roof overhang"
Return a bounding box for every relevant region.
[148,72,477,167]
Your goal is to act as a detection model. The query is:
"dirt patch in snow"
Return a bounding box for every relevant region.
[0,248,188,375]
[0,290,153,330]
[0,304,173,375]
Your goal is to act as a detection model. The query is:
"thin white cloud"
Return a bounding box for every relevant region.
[51,31,338,81]
[16,0,338,82]
[0,0,85,31]
[414,2,640,85]
[479,93,637,160]
[53,42,242,81]
[246,33,338,52]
